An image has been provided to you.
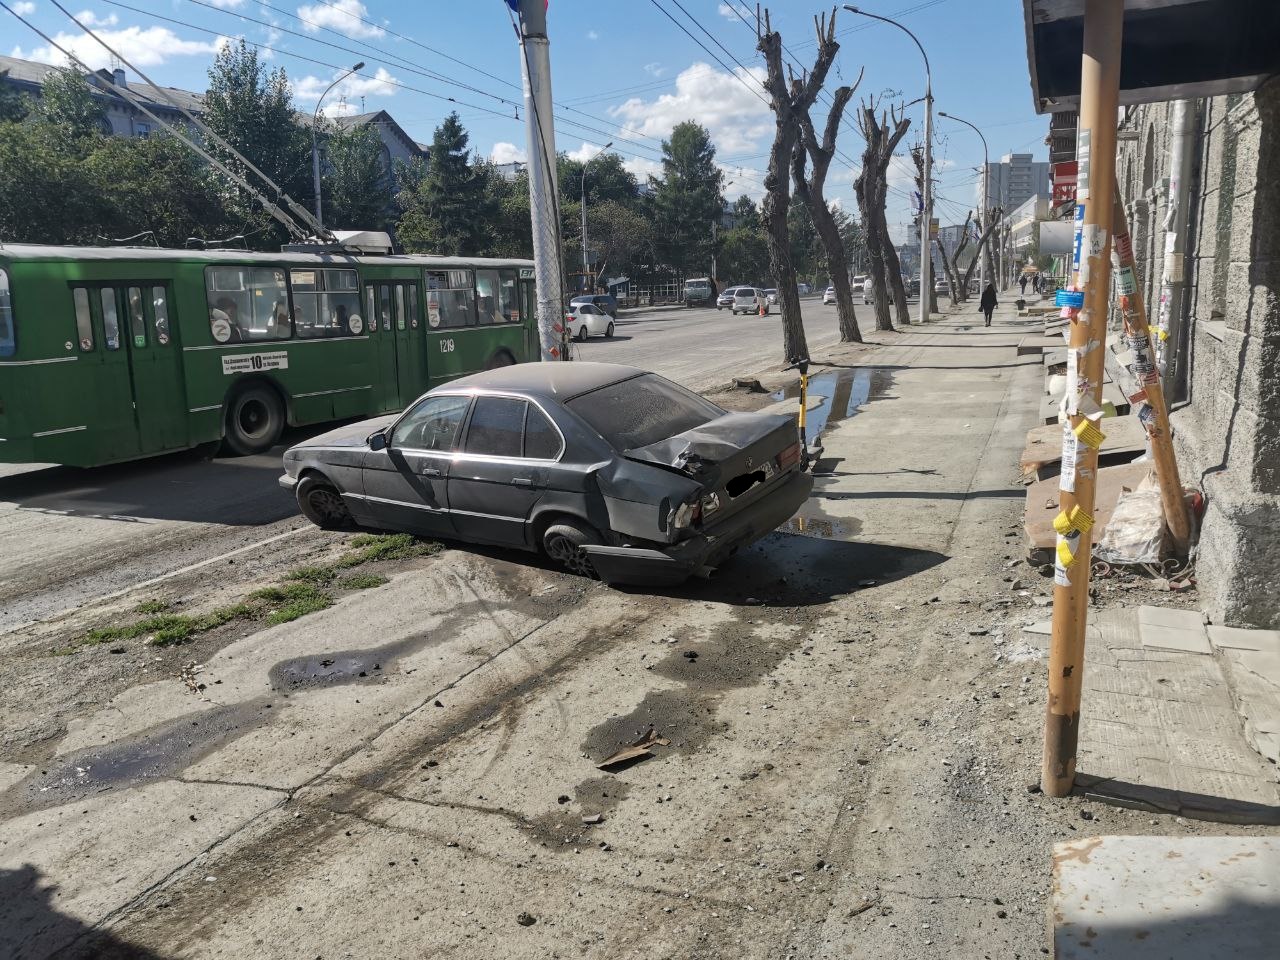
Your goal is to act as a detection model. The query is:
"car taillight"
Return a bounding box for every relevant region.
[778,442,801,470]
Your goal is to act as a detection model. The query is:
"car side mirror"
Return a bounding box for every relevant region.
[368,429,387,451]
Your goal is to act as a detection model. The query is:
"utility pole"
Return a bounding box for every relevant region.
[514,0,567,360]
[1042,0,1122,798]
[1158,100,1197,401]
[1110,184,1191,553]
[312,62,364,232]
[580,141,613,294]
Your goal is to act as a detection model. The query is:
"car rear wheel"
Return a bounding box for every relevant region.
[542,519,599,578]
[223,383,284,456]
[606,321,615,337]
[575,325,588,341]
[296,474,351,530]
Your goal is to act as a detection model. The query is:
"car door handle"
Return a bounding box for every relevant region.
[421,466,442,477]
[511,477,533,486]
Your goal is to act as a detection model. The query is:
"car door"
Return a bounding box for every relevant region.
[447,395,551,547]
[360,394,471,537]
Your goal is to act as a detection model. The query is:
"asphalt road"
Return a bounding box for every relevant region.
[0,300,848,632]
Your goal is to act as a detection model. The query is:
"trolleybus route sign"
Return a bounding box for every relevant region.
[221,352,289,375]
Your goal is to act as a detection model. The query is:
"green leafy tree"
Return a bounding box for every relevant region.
[203,40,311,244]
[0,120,100,243]
[38,68,105,138]
[731,194,761,231]
[557,151,641,210]
[321,123,390,231]
[478,165,533,258]
[650,120,723,275]
[396,112,493,255]
[0,69,31,123]
[788,199,822,286]
[718,225,770,286]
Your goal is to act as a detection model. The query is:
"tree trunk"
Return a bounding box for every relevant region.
[855,102,912,331]
[936,238,960,307]
[881,218,911,326]
[793,150,861,343]
[962,211,1002,294]
[762,178,808,360]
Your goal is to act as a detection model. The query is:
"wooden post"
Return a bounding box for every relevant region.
[1110,186,1192,553]
[1041,0,1122,798]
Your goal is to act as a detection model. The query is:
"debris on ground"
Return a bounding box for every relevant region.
[596,728,671,770]
[516,912,537,927]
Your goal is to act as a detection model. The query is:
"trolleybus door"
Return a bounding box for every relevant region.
[120,284,186,453]
[368,281,425,413]
[368,282,400,413]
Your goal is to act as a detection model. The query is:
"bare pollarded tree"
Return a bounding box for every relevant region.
[792,57,864,343]
[960,205,1003,295]
[937,209,972,305]
[854,100,911,332]
[910,143,939,317]
[756,7,840,362]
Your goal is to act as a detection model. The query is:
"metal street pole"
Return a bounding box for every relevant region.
[580,141,613,293]
[515,0,567,360]
[311,62,364,232]
[939,111,988,289]
[1158,99,1197,401]
[844,6,932,324]
[1042,0,1123,798]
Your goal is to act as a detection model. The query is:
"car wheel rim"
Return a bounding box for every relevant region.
[309,488,347,523]
[547,535,593,576]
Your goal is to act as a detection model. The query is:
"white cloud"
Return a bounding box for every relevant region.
[565,141,605,163]
[623,156,662,182]
[586,29,599,41]
[12,2,36,16]
[13,26,224,68]
[609,61,772,155]
[297,0,383,40]
[293,66,398,115]
[74,9,117,27]
[206,0,246,7]
[717,2,747,22]
[490,142,527,165]
[642,62,666,78]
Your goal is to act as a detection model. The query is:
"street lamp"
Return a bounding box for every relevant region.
[580,141,613,292]
[311,61,365,233]
[938,110,989,290]
[843,5,932,325]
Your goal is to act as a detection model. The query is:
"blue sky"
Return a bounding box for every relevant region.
[7,0,1048,238]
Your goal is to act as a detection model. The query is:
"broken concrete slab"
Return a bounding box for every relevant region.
[1023,462,1153,565]
[1208,625,1280,654]
[1075,608,1280,824]
[1138,605,1211,655]
[1038,382,1129,424]
[1052,835,1280,960]
[1019,415,1148,481]
[1216,645,1280,768]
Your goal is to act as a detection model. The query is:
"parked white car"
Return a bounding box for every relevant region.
[764,288,778,304]
[731,287,769,315]
[566,302,615,340]
[822,285,836,305]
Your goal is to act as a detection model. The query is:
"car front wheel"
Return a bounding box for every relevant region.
[606,321,615,337]
[296,474,351,530]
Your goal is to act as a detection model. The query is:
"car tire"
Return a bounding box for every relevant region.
[223,382,284,456]
[575,325,588,342]
[295,474,352,530]
[542,519,599,578]
[606,321,615,337]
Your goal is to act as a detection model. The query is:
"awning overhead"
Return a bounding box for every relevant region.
[1023,0,1280,113]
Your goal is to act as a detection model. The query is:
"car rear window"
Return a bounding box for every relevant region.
[567,374,723,451]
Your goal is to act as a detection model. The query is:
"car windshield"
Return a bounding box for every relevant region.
[567,373,723,451]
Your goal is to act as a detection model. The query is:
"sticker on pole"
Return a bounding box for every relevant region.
[1055,289,1085,309]
[1059,423,1078,493]
[1073,418,1107,450]
[1116,266,1137,296]
[1077,129,1091,199]
[221,352,288,375]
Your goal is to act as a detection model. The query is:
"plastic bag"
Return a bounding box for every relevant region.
[1094,479,1165,565]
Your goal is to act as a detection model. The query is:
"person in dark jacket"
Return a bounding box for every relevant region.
[980,283,998,326]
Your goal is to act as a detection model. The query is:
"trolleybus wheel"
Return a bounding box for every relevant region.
[296,474,352,530]
[484,350,516,369]
[223,383,284,456]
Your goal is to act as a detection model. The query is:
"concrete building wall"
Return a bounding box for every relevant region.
[1116,85,1280,628]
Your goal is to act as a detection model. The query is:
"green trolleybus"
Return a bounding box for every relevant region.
[0,244,538,466]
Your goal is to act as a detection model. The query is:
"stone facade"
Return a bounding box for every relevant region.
[1115,83,1280,628]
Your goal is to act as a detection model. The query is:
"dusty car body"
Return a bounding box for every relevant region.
[280,363,812,585]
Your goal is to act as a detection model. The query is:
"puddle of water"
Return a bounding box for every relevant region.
[269,651,389,692]
[770,368,892,441]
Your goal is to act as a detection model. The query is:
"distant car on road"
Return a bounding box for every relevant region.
[570,294,618,318]
[933,277,950,295]
[716,286,744,310]
[851,275,867,293]
[566,302,615,340]
[822,285,836,305]
[764,288,778,305]
[731,287,769,315]
[797,282,812,296]
[280,362,812,585]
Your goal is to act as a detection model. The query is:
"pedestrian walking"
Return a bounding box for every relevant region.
[980,282,998,327]
[1019,273,1028,296]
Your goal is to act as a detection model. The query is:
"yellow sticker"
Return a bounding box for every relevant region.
[1157,327,1170,341]
[1056,538,1077,569]
[1068,504,1095,534]
[1053,511,1073,535]
[1073,419,1106,449]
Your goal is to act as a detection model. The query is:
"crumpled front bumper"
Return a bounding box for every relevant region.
[583,469,814,586]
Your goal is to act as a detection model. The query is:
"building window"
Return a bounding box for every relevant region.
[136,121,151,138]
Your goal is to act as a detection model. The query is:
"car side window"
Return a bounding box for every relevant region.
[464,396,525,458]
[391,395,471,451]
[524,404,563,459]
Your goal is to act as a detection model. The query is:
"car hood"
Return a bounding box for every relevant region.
[292,414,398,450]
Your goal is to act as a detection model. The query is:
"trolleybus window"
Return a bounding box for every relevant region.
[101,288,120,350]
[406,284,419,329]
[152,287,170,345]
[395,285,406,331]
[475,269,519,324]
[205,266,291,343]
[424,270,474,328]
[291,268,363,338]
[73,287,93,351]
[0,269,13,357]
[126,287,147,348]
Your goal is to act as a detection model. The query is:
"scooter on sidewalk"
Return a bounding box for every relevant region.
[782,356,823,469]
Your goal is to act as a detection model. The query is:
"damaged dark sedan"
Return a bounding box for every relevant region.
[280,362,812,585]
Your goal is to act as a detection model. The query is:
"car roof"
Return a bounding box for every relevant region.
[437,361,645,401]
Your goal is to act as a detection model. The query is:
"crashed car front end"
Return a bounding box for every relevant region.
[582,410,813,585]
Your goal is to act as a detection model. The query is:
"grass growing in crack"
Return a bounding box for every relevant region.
[70,533,437,652]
